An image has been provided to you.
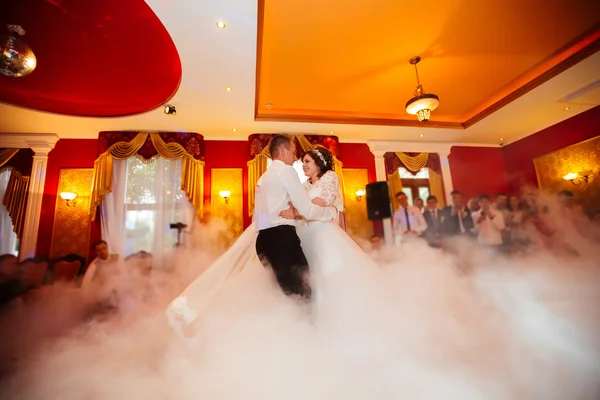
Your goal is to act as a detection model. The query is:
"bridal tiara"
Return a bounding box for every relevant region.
[313,149,328,166]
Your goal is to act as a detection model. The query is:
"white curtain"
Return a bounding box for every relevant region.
[101,159,128,256]
[0,169,18,255]
[101,157,195,265]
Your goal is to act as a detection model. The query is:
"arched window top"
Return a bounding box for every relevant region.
[399,167,429,179]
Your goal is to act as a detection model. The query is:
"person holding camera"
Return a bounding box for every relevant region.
[471,194,505,249]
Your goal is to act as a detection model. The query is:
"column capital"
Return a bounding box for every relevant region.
[0,133,59,155]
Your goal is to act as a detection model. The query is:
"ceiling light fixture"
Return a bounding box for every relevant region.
[226,87,232,92]
[216,21,226,29]
[329,131,334,134]
[232,128,237,132]
[564,106,570,111]
[164,105,176,115]
[0,24,37,77]
[405,56,439,122]
[420,134,424,137]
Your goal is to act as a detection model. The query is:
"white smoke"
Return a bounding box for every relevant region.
[1,195,599,400]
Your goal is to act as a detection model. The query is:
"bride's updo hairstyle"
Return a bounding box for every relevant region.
[303,147,334,177]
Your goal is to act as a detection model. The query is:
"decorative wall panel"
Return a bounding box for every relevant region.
[342,168,372,239]
[210,168,243,238]
[533,135,599,213]
[50,168,93,260]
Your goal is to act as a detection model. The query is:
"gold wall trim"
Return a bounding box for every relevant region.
[210,168,244,240]
[342,168,372,239]
[50,168,94,260]
[533,135,599,213]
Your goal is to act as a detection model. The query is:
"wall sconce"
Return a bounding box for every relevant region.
[355,189,365,202]
[219,190,231,204]
[60,192,77,207]
[563,170,593,185]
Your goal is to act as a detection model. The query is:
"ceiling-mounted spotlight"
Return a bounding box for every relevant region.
[0,24,37,77]
[405,56,439,122]
[164,104,176,115]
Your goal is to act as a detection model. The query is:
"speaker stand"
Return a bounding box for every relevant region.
[382,218,394,247]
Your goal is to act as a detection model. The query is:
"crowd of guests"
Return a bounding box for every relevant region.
[376,189,600,256]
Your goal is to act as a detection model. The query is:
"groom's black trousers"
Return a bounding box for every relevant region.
[256,225,311,299]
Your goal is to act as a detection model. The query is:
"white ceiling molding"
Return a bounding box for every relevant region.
[0,133,60,155]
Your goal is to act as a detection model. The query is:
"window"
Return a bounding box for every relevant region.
[399,167,429,179]
[399,168,430,207]
[123,157,194,256]
[266,159,308,183]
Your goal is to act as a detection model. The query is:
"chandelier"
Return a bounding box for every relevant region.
[0,24,37,78]
[405,56,439,122]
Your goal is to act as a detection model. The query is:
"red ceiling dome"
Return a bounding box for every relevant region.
[0,0,182,117]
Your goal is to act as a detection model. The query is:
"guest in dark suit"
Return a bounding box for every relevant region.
[423,195,442,247]
[440,190,474,237]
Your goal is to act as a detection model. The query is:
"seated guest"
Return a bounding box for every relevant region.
[370,234,383,251]
[440,190,474,237]
[472,194,505,249]
[423,195,442,247]
[81,240,122,308]
[392,192,427,237]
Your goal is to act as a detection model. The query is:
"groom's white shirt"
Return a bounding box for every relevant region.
[255,160,338,231]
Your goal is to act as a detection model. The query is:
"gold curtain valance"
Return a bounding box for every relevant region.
[90,132,205,220]
[1,168,30,239]
[0,149,19,168]
[396,152,429,173]
[387,169,403,211]
[247,135,345,216]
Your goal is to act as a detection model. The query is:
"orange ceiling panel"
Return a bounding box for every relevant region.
[256,0,600,127]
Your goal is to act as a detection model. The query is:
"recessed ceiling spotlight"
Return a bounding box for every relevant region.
[232,128,237,132]
[420,134,424,137]
[164,104,176,115]
[216,21,226,29]
[499,137,504,141]
[266,103,273,109]
[329,131,334,134]
[564,106,570,111]
[226,87,232,92]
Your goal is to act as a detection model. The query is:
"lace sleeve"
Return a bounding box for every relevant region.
[318,171,340,205]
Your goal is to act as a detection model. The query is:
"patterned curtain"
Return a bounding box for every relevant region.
[247,134,344,217]
[90,132,205,220]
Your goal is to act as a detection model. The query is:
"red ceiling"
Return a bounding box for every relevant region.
[0,0,181,117]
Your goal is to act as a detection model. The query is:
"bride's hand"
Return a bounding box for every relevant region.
[311,197,327,206]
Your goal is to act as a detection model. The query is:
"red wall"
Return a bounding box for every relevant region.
[338,142,377,182]
[203,140,251,227]
[449,146,511,200]
[36,139,101,260]
[502,105,600,191]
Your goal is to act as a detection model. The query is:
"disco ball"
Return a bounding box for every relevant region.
[0,25,37,78]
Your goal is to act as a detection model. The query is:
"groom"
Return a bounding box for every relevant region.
[254,135,339,299]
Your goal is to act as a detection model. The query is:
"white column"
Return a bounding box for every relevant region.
[371,150,394,246]
[19,152,49,260]
[0,134,59,261]
[438,149,454,205]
